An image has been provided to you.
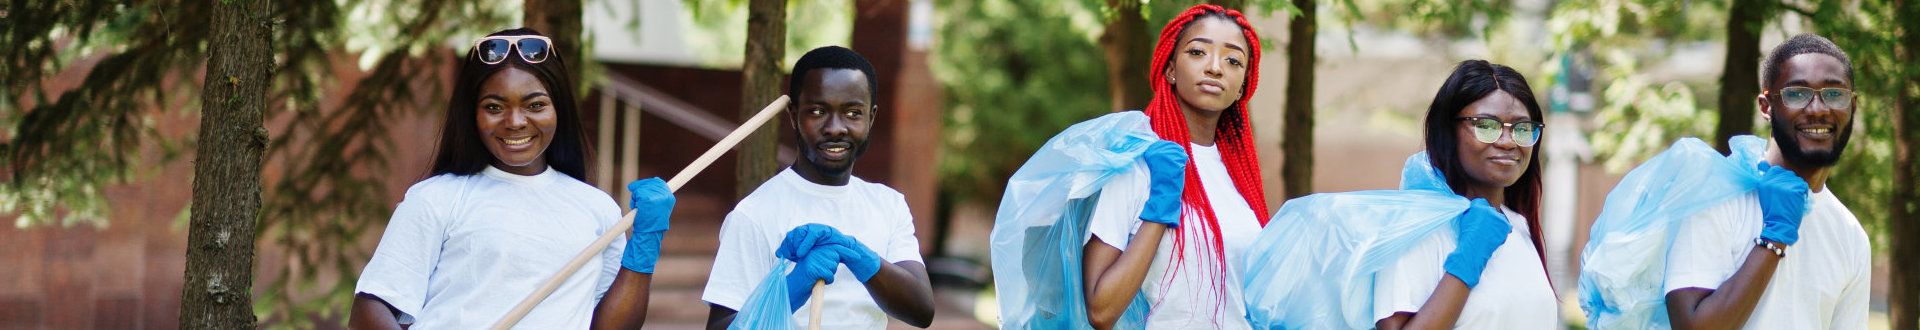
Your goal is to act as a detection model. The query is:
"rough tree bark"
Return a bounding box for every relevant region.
[1100,0,1151,112]
[179,0,271,328]
[1713,0,1762,154]
[736,0,785,200]
[1281,0,1316,199]
[1889,0,1919,327]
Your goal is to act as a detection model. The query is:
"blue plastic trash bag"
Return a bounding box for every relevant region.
[990,111,1157,329]
[1241,152,1470,329]
[1578,136,1767,330]
[730,260,796,330]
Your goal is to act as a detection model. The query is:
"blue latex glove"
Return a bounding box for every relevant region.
[776,223,843,261]
[621,178,674,274]
[816,237,883,282]
[783,247,840,311]
[778,224,884,282]
[1138,140,1190,228]
[1755,162,1810,245]
[1443,198,1511,289]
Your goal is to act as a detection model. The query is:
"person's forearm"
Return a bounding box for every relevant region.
[1082,222,1167,330]
[1667,245,1782,330]
[350,294,403,330]
[1376,275,1472,330]
[863,260,936,328]
[591,270,653,330]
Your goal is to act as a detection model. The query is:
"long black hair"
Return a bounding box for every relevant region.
[1422,59,1546,269]
[428,27,591,183]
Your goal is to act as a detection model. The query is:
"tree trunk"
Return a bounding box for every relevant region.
[524,0,585,93]
[1888,1,1920,327]
[1713,0,1763,154]
[1101,0,1151,111]
[736,0,786,200]
[180,0,271,328]
[1281,0,1316,199]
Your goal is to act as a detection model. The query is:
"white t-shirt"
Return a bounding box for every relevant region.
[1663,187,1871,329]
[1088,143,1262,330]
[1371,206,1558,329]
[701,168,924,330]
[355,166,625,329]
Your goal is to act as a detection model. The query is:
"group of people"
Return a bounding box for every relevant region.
[346,3,1870,329]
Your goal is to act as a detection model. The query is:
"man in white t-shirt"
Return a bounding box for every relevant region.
[700,46,935,330]
[1663,34,1871,330]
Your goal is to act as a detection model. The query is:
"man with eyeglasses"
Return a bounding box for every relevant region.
[1662,33,1870,330]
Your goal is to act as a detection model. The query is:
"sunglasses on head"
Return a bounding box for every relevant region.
[471,35,554,65]
[1457,117,1543,147]
[1767,86,1854,110]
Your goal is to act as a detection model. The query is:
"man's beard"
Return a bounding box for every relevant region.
[1772,112,1852,168]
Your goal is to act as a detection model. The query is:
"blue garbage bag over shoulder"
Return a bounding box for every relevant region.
[990,111,1157,330]
[730,260,797,330]
[1242,152,1471,329]
[1578,135,1766,330]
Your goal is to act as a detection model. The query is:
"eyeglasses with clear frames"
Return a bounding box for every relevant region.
[1457,117,1543,147]
[1769,86,1854,110]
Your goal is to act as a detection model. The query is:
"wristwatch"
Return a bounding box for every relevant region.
[1755,238,1787,258]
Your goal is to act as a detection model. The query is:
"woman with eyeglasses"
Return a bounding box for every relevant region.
[349,28,669,329]
[1237,59,1554,329]
[1370,59,1556,329]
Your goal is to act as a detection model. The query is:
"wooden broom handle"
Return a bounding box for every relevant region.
[809,280,826,330]
[489,95,790,329]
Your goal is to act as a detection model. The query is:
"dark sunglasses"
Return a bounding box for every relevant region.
[1458,117,1543,147]
[471,35,554,65]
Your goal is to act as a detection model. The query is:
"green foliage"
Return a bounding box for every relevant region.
[931,0,1113,204]
[1344,0,1514,40]
[1580,50,1717,172]
[678,0,855,69]
[1,2,208,227]
[1544,0,1727,171]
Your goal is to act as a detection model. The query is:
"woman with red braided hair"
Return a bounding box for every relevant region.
[984,4,1264,329]
[1076,4,1269,329]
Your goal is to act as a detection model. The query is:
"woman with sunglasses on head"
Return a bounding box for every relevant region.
[349,28,670,329]
[1075,5,1270,329]
[1370,59,1556,329]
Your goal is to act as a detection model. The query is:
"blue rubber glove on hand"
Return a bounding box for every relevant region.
[816,237,883,283]
[1756,162,1810,245]
[783,247,840,311]
[776,223,844,261]
[1443,198,1511,289]
[1138,140,1190,228]
[777,223,884,282]
[621,178,674,274]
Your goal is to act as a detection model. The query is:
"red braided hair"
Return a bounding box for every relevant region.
[1140,4,1268,323]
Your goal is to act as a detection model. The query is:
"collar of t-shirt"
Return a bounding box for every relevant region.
[1190,142,1221,161]
[482,165,559,187]
[777,167,853,199]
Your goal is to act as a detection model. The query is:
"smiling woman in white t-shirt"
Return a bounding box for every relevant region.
[348,28,669,329]
[1370,60,1558,329]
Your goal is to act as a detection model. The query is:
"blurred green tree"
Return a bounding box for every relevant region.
[931,0,1114,207]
